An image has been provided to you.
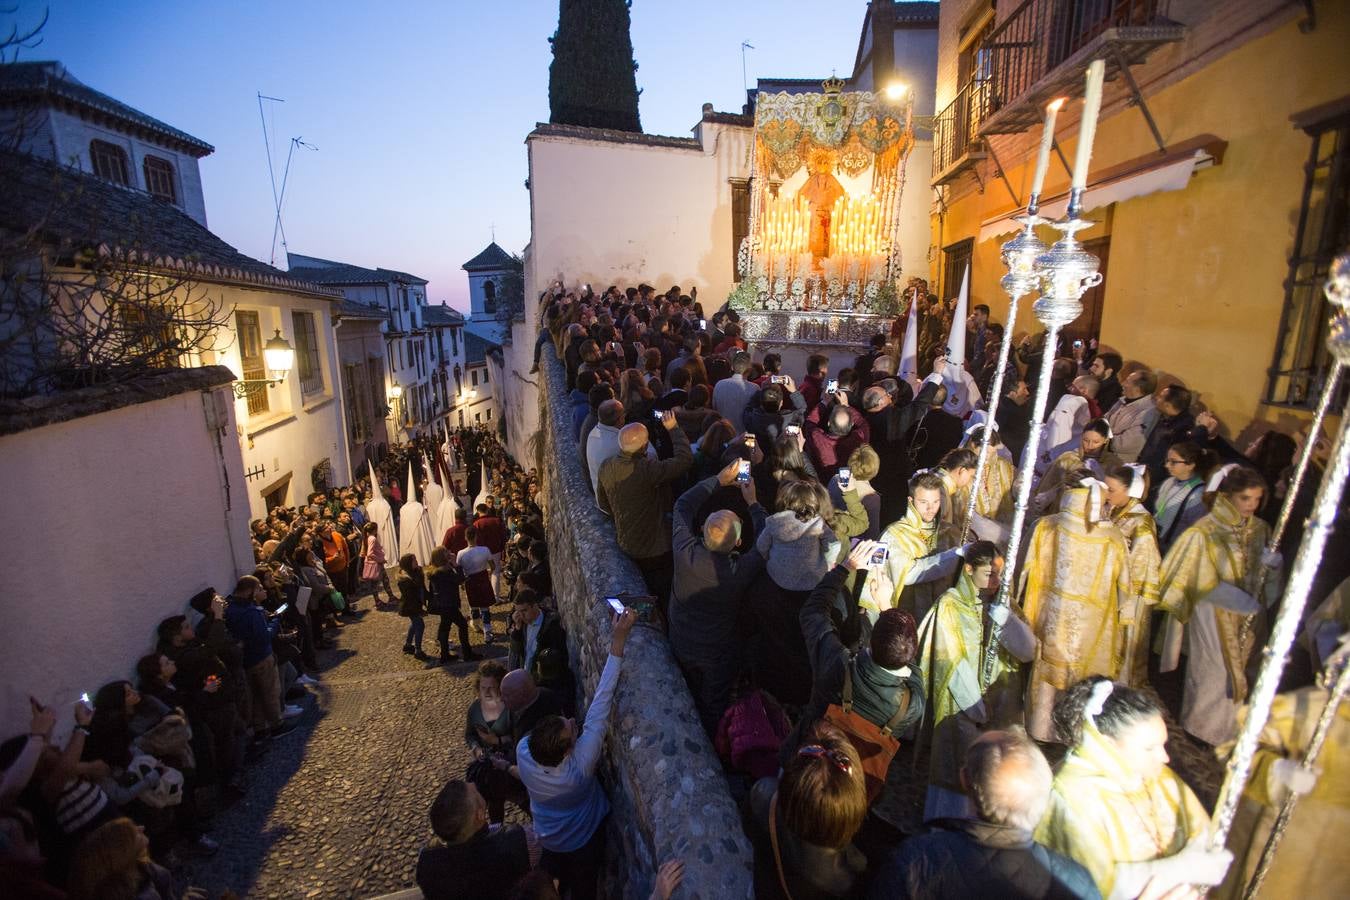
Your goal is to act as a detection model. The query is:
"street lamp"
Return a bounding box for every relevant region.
[387,383,404,401]
[232,329,294,398]
[884,82,908,101]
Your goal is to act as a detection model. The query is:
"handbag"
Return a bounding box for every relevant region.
[127,754,184,808]
[329,590,346,612]
[768,791,795,900]
[296,584,313,615]
[821,657,910,803]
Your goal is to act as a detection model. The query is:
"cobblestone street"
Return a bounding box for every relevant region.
[183,596,518,900]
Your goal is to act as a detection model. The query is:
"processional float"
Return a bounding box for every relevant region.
[733,77,916,354]
[959,57,1350,896]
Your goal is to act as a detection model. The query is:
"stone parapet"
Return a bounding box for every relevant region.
[538,347,753,898]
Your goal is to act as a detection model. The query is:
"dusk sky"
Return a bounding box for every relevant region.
[13,1,888,310]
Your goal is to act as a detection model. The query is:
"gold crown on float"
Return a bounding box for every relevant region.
[822,75,846,95]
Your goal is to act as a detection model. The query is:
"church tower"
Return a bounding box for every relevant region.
[461,242,522,344]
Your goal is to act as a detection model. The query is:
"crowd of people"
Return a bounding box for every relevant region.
[530,278,1348,899]
[6,270,1346,899]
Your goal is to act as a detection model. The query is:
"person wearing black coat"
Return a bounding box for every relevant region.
[668,469,768,734]
[743,382,808,450]
[506,592,572,699]
[416,780,531,900]
[867,730,1099,900]
[785,552,925,826]
[865,370,943,525]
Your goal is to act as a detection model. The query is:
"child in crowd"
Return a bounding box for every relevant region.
[397,554,429,660]
[361,521,393,605]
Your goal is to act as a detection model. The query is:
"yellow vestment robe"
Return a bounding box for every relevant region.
[1111,499,1162,687]
[871,499,956,622]
[1158,494,1271,744]
[917,571,1020,792]
[1019,488,1132,741]
[1216,686,1350,899]
[1037,719,1210,897]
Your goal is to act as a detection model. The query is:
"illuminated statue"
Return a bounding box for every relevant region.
[798,148,844,264]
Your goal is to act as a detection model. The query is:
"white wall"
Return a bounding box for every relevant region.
[212,285,351,517]
[45,108,209,227]
[0,381,252,738]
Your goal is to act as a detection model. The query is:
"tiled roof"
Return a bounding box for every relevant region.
[287,254,429,286]
[894,2,941,24]
[423,304,465,325]
[701,110,753,127]
[463,331,494,366]
[286,261,387,285]
[334,299,388,320]
[0,62,213,156]
[529,122,701,151]
[462,242,521,272]
[0,149,334,297]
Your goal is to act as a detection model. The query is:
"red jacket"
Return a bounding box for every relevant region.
[442,523,469,556]
[472,515,507,555]
[804,404,871,481]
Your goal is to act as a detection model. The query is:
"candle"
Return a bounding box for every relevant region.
[1072,60,1105,192]
[1030,97,1066,200]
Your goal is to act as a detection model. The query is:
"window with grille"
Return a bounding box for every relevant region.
[143,155,177,204]
[292,311,323,395]
[1266,101,1350,407]
[942,238,974,301]
[235,310,269,415]
[90,139,129,186]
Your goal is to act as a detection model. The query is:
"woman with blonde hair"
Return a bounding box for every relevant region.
[750,722,867,899]
[68,817,187,900]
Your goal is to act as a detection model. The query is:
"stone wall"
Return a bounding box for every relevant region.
[538,347,754,898]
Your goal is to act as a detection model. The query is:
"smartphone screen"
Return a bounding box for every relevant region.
[838,466,852,487]
[827,380,839,394]
[275,603,290,616]
[736,460,751,483]
[699,319,707,330]
[744,434,756,448]
[605,597,625,615]
[785,424,801,436]
[869,545,889,568]
[652,409,663,420]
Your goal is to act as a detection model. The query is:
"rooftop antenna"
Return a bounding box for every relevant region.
[491,223,496,242]
[271,136,318,266]
[741,41,754,95]
[256,92,285,264]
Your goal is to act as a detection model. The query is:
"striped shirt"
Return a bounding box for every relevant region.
[54,778,108,836]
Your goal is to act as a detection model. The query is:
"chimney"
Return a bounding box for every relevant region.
[870,1,896,87]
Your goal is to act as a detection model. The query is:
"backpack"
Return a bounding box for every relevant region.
[821,657,910,803]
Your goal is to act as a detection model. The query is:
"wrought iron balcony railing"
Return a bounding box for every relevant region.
[979,0,1183,136]
[932,77,993,185]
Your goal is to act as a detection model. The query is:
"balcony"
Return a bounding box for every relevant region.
[932,78,993,186]
[978,0,1184,137]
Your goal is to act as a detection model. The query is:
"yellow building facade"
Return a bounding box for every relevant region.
[929,0,1350,438]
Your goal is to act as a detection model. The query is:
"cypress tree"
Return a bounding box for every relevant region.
[548,0,642,133]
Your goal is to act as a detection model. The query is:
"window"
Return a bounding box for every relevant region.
[262,474,292,511]
[483,280,497,313]
[731,178,751,274]
[451,328,459,356]
[292,311,323,395]
[143,155,177,204]
[344,364,367,440]
[401,287,409,311]
[941,238,974,302]
[235,310,269,415]
[89,139,129,186]
[368,358,387,423]
[475,412,482,424]
[1267,101,1350,406]
[486,408,492,421]
[471,369,478,387]
[483,367,489,384]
